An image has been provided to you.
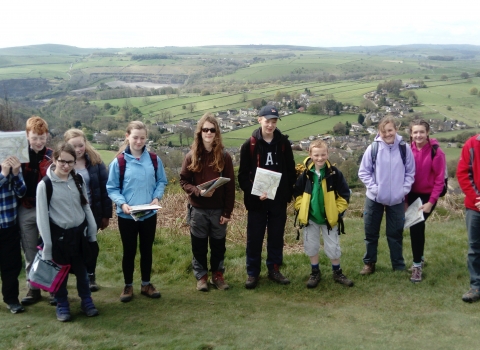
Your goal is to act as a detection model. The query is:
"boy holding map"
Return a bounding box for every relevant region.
[238,105,296,289]
[293,140,353,288]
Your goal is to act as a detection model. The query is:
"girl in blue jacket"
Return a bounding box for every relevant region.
[65,128,112,292]
[107,121,167,303]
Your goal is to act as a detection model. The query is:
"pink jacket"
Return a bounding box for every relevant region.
[410,139,446,204]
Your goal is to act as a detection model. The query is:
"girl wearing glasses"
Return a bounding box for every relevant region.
[107,121,167,303]
[64,128,112,292]
[36,142,98,322]
[180,113,235,291]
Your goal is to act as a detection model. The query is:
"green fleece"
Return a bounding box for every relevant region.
[309,166,326,225]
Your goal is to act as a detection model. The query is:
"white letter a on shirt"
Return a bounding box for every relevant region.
[265,152,273,166]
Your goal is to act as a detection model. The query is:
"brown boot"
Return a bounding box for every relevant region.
[196,275,208,292]
[360,262,376,275]
[140,283,161,298]
[209,271,230,290]
[120,285,133,302]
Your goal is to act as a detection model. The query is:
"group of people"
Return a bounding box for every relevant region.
[1,108,480,322]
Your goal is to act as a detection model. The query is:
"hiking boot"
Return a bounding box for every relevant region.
[209,271,230,290]
[410,266,422,283]
[120,285,133,302]
[245,276,259,289]
[81,297,99,317]
[359,262,376,275]
[408,260,425,272]
[196,275,209,292]
[89,274,99,292]
[333,269,354,287]
[462,288,480,303]
[306,269,321,289]
[21,289,41,305]
[56,302,71,322]
[49,293,57,306]
[268,265,290,285]
[7,303,25,314]
[141,283,161,298]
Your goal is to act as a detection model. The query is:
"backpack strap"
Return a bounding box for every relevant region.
[371,140,406,167]
[118,152,158,191]
[431,144,439,159]
[399,141,406,165]
[42,176,53,207]
[249,136,260,168]
[117,154,126,192]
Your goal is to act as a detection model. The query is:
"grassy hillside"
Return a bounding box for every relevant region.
[1,192,477,349]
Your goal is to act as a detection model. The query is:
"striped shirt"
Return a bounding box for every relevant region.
[0,171,27,229]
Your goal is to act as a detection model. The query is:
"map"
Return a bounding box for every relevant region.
[0,131,29,163]
[251,168,282,200]
[404,197,424,229]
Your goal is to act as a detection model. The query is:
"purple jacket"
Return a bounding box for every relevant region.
[358,133,415,206]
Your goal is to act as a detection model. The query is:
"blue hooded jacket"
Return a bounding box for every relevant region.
[107,146,168,220]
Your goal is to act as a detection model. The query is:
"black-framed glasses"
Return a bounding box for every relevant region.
[201,128,216,133]
[57,159,76,167]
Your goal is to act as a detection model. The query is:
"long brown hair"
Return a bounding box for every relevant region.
[188,113,225,173]
[116,121,148,156]
[53,142,88,205]
[409,119,430,145]
[64,128,102,166]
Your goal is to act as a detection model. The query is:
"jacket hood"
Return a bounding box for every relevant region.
[303,157,333,172]
[251,128,285,145]
[46,164,72,183]
[374,132,403,146]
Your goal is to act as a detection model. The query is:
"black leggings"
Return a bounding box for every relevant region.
[118,214,157,285]
[407,192,436,264]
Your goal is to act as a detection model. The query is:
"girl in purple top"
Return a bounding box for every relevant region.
[358,116,415,274]
[407,119,446,283]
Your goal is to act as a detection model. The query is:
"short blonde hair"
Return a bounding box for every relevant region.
[309,140,328,154]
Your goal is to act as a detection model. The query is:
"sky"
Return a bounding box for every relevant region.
[2,0,479,49]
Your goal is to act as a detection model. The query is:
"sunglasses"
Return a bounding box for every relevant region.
[201,128,216,133]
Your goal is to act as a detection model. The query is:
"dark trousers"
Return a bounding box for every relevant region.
[189,207,227,280]
[246,200,287,277]
[55,255,90,304]
[408,192,436,264]
[0,225,22,304]
[363,197,406,270]
[118,214,157,285]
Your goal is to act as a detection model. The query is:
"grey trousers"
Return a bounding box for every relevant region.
[18,206,40,290]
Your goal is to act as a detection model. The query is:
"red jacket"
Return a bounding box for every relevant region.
[457,135,480,211]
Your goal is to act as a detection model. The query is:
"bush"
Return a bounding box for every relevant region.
[470,87,478,95]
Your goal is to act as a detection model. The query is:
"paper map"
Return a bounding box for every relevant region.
[251,168,282,200]
[0,131,29,163]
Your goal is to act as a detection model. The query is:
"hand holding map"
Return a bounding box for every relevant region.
[0,131,29,164]
[251,168,282,200]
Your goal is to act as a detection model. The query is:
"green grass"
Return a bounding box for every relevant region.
[1,194,478,349]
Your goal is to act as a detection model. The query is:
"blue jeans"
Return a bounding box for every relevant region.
[363,198,405,270]
[466,209,480,289]
[246,200,287,277]
[55,255,90,304]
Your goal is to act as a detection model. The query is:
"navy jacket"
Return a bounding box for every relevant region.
[85,153,112,228]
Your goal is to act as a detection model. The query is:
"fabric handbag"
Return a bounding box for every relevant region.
[28,249,71,293]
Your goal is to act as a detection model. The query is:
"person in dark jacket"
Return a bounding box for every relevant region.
[238,105,296,289]
[65,128,112,291]
[180,113,235,292]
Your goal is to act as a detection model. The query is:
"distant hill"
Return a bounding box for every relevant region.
[1,43,479,57]
[0,44,117,56]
